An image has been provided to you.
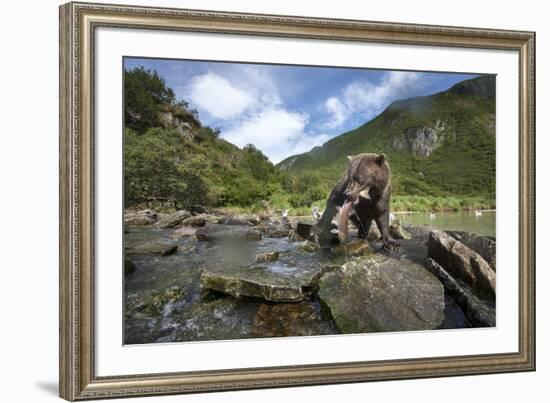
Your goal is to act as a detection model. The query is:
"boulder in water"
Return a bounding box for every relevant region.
[195,224,262,242]
[297,240,319,253]
[245,229,263,241]
[170,226,197,239]
[403,223,436,241]
[263,226,291,238]
[445,230,496,271]
[127,286,184,317]
[201,263,325,302]
[425,258,495,327]
[125,241,178,256]
[157,210,192,228]
[218,214,260,226]
[427,230,495,300]
[124,209,158,225]
[181,215,207,227]
[389,219,412,240]
[318,255,445,333]
[190,204,207,214]
[255,251,280,262]
[251,301,336,337]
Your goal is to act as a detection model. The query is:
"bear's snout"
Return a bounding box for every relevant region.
[344,190,356,201]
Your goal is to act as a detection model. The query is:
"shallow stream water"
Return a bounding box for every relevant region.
[124,216,484,344]
[124,225,342,344]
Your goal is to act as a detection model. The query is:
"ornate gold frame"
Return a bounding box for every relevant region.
[59,2,535,400]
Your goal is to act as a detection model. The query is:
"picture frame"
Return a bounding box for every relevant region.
[59,2,535,400]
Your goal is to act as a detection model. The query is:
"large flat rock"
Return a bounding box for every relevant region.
[195,224,262,242]
[124,209,159,225]
[156,210,192,228]
[125,241,178,256]
[218,214,260,226]
[201,263,325,302]
[318,255,445,333]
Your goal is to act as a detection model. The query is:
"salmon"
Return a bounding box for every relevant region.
[337,200,354,244]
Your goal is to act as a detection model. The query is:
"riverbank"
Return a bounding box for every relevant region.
[187,195,496,218]
[391,195,495,213]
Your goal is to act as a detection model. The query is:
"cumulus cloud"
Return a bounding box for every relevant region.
[325,97,350,129]
[187,72,253,119]
[237,65,282,107]
[325,71,424,128]
[184,67,329,163]
[224,107,329,164]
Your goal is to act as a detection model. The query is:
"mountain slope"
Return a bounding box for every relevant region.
[278,75,496,198]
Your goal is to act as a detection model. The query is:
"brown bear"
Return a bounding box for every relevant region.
[313,153,400,250]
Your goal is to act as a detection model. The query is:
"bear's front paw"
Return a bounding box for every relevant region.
[383,236,401,252]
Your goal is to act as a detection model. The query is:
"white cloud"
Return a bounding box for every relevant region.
[183,66,330,162]
[187,72,253,119]
[238,66,282,107]
[325,71,423,128]
[224,107,328,164]
[325,97,350,129]
[289,133,331,159]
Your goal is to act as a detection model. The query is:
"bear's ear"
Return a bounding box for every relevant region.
[376,154,386,165]
[347,155,353,162]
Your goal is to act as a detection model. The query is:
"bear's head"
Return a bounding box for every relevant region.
[343,153,389,202]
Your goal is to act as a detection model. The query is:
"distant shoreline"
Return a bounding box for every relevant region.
[393,209,496,215]
[284,209,496,219]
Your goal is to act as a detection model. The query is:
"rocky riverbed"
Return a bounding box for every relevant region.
[124,209,496,344]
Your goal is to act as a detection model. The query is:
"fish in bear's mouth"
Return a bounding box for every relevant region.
[335,189,370,244]
[351,187,371,202]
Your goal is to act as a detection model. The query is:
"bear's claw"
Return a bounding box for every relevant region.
[383,237,401,252]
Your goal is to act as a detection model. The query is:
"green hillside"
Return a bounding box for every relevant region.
[279,76,496,209]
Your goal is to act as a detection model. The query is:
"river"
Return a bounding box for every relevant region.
[396,210,496,238]
[124,211,495,344]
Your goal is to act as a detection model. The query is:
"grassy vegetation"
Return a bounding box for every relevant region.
[218,195,495,217]
[125,125,287,210]
[391,195,495,213]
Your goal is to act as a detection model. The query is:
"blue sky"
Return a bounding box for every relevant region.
[125,58,477,163]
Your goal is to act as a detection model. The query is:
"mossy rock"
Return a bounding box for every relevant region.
[318,255,445,333]
[389,219,412,240]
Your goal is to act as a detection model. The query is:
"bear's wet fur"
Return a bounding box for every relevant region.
[314,153,400,250]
